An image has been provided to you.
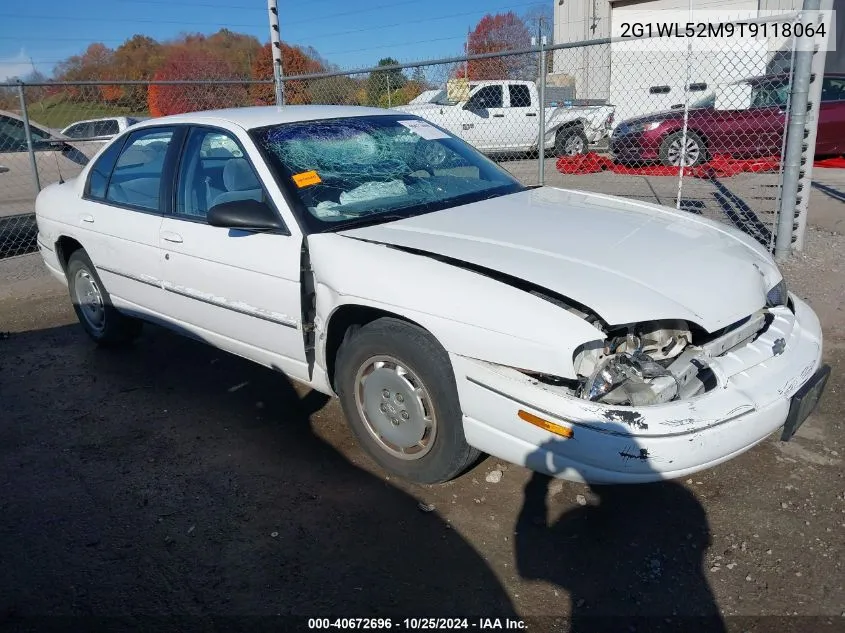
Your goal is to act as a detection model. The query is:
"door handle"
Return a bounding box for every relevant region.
[160,231,183,243]
[525,112,537,117]
[493,114,505,118]
[80,214,94,223]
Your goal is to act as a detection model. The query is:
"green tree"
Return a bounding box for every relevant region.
[308,75,364,105]
[366,57,406,106]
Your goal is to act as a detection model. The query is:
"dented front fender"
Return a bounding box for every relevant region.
[306,233,604,379]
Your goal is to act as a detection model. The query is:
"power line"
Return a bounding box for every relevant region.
[114,0,343,8]
[115,0,265,9]
[0,0,537,42]
[0,13,262,28]
[0,2,550,58]
[285,0,420,26]
[320,35,467,57]
[301,1,543,41]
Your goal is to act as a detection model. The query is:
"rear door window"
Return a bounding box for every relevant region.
[508,84,532,108]
[104,127,176,211]
[86,137,127,199]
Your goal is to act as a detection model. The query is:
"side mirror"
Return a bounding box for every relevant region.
[207,199,285,232]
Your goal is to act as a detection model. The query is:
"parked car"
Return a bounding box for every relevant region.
[395,80,614,157]
[1,109,92,203]
[60,116,148,142]
[35,106,827,485]
[611,73,845,166]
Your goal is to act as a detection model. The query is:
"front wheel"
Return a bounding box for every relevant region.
[335,318,479,484]
[555,128,589,157]
[66,249,141,346]
[659,130,707,166]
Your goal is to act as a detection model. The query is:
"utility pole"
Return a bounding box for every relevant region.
[465,28,470,80]
[535,17,547,185]
[268,0,285,106]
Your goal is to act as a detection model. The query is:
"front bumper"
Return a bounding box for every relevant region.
[453,296,824,484]
[609,133,660,163]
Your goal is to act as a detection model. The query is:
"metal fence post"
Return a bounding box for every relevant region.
[792,0,832,252]
[775,0,821,261]
[17,82,41,194]
[267,0,285,106]
[537,35,547,186]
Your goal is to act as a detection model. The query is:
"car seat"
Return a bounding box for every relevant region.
[211,158,263,207]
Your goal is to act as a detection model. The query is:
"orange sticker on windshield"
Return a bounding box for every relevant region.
[293,170,321,188]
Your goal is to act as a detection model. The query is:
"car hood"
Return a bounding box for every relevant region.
[392,103,451,114]
[339,187,779,332]
[619,107,713,127]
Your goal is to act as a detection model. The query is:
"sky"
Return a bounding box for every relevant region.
[0,0,550,80]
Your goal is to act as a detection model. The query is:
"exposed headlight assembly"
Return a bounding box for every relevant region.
[766,278,789,307]
[575,321,692,406]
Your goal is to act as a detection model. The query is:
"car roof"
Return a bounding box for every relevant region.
[133,105,400,131]
[0,108,62,136]
[61,116,127,132]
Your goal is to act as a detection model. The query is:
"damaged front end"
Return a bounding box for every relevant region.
[573,312,769,406]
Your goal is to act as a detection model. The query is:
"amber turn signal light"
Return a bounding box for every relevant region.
[518,409,574,439]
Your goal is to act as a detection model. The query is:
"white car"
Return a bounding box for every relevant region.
[34,106,829,484]
[60,116,147,142]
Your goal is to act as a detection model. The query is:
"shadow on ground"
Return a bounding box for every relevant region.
[0,321,722,631]
[517,439,725,633]
[0,323,516,627]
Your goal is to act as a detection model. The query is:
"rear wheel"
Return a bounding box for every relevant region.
[659,130,707,166]
[555,128,589,156]
[66,250,141,346]
[335,317,479,484]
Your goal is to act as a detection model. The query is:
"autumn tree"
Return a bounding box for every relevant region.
[112,35,165,108]
[249,42,324,105]
[463,12,533,80]
[55,43,114,81]
[147,46,248,116]
[204,29,262,79]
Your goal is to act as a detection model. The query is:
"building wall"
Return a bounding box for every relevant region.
[552,0,824,121]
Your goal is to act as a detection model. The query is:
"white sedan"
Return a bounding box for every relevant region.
[34,105,829,484]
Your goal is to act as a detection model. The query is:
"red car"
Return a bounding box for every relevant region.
[610,73,845,166]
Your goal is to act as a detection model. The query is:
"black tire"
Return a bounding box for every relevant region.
[555,127,589,157]
[659,130,707,167]
[66,249,142,346]
[335,317,479,484]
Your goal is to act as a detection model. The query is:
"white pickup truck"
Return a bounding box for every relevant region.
[394,80,614,156]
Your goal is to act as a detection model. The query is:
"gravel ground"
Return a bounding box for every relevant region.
[0,227,843,631]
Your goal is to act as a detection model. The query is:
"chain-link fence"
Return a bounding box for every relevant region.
[0,9,828,260]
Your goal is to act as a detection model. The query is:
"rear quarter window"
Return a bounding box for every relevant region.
[87,137,127,199]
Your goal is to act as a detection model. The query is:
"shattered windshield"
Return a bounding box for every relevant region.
[251,115,523,232]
